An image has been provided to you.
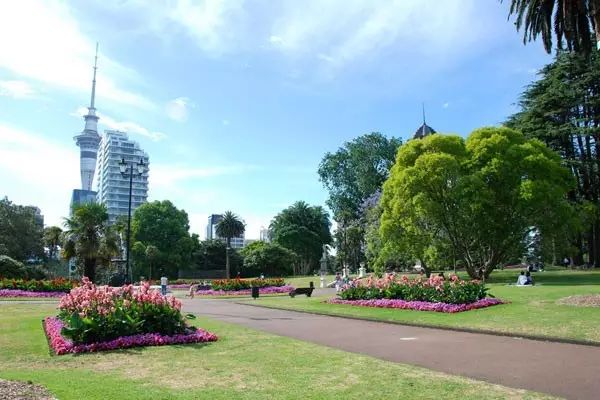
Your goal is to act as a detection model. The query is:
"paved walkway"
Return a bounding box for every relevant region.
[182,298,600,400]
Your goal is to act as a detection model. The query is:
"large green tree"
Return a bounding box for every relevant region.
[0,197,44,261]
[270,201,332,275]
[131,200,195,279]
[62,203,119,282]
[239,241,297,277]
[380,128,574,278]
[507,50,600,265]
[506,0,600,54]
[215,211,246,279]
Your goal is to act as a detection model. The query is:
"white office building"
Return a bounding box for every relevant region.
[96,130,149,223]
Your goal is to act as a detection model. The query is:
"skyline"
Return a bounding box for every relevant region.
[0,0,553,239]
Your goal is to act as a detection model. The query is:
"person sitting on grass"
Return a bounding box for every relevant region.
[517,271,529,286]
[525,271,534,285]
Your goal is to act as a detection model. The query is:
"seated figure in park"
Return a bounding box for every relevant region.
[516,271,529,286]
[525,271,534,285]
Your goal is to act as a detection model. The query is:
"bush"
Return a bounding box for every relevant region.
[58,278,187,344]
[0,277,76,292]
[211,277,285,291]
[23,265,47,280]
[0,255,26,278]
[339,275,488,304]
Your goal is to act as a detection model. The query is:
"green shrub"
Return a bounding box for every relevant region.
[0,255,26,278]
[211,278,285,291]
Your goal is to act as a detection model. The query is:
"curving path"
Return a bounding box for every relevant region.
[183,298,600,400]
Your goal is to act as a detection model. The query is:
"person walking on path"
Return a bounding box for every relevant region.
[160,275,168,295]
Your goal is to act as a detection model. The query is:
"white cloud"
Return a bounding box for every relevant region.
[443,102,450,109]
[0,124,78,227]
[166,97,192,122]
[222,119,230,126]
[72,107,167,142]
[0,80,37,99]
[269,35,284,45]
[0,1,155,109]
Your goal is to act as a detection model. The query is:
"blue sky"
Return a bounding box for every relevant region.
[0,0,551,239]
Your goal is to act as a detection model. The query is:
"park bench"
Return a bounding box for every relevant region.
[289,282,314,298]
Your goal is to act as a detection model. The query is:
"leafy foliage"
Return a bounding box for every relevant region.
[0,277,76,292]
[239,241,296,277]
[62,203,119,283]
[339,275,488,304]
[43,226,62,260]
[210,277,285,291]
[380,128,574,278]
[131,200,195,279]
[506,0,600,56]
[0,255,27,278]
[270,201,332,275]
[0,197,44,262]
[215,211,246,279]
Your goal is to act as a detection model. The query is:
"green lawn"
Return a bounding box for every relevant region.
[248,269,600,343]
[0,303,554,399]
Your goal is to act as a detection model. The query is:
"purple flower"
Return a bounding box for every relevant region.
[42,317,218,355]
[327,297,504,313]
[0,289,65,298]
[195,285,295,296]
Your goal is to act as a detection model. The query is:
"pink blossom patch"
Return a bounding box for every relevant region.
[0,289,65,298]
[327,297,504,313]
[42,317,218,355]
[195,285,295,296]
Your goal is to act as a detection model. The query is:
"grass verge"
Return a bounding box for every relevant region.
[0,303,555,399]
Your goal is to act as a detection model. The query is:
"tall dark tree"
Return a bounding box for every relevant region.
[43,226,63,260]
[270,201,332,275]
[215,211,246,279]
[62,203,119,282]
[506,0,600,55]
[507,50,600,265]
[131,200,195,279]
[0,197,44,261]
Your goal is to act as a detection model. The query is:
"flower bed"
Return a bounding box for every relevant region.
[327,297,504,313]
[195,285,295,296]
[43,316,217,355]
[0,289,65,298]
[0,278,76,293]
[339,275,488,304]
[211,278,285,291]
[45,278,218,353]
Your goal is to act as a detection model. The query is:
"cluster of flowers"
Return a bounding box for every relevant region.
[43,316,217,355]
[338,274,488,304]
[211,277,285,291]
[57,278,193,345]
[0,277,76,293]
[195,285,295,296]
[0,289,64,298]
[328,297,504,313]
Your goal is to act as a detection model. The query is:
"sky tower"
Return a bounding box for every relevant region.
[70,44,101,212]
[74,43,101,191]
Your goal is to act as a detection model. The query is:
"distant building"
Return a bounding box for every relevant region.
[244,239,257,247]
[96,130,149,224]
[206,214,245,249]
[259,226,271,242]
[70,189,97,213]
[24,206,44,229]
[413,104,436,140]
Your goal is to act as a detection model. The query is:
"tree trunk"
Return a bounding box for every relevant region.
[225,238,231,279]
[84,258,96,282]
[591,1,600,50]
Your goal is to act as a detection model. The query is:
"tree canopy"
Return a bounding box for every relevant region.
[43,226,62,260]
[507,50,600,265]
[506,0,600,55]
[62,203,119,282]
[270,201,332,275]
[215,211,246,278]
[131,200,195,279]
[0,197,44,262]
[239,241,296,277]
[380,128,574,278]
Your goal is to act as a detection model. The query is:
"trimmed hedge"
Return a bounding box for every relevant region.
[211,278,285,291]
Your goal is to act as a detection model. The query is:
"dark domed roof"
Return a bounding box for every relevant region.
[413,123,436,139]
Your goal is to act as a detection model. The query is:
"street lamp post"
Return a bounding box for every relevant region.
[119,157,145,284]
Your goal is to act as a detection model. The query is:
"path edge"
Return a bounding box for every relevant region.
[236,301,600,348]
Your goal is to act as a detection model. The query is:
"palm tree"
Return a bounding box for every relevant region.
[215,211,245,279]
[43,226,62,260]
[62,203,119,282]
[507,0,600,55]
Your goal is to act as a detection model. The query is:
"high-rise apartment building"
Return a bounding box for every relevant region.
[206,214,245,249]
[259,226,271,242]
[96,130,149,223]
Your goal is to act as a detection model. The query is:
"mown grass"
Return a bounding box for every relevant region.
[247,269,600,343]
[0,303,554,399]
